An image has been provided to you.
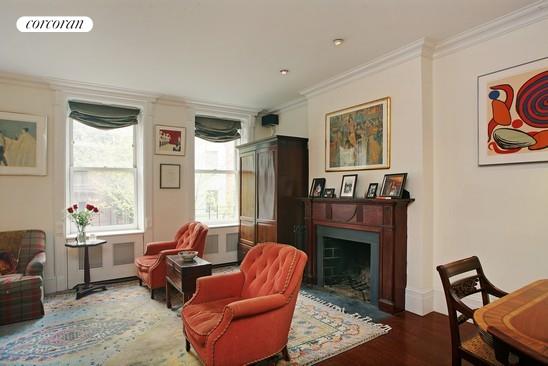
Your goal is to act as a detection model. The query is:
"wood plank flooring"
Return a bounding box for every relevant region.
[319,311,475,366]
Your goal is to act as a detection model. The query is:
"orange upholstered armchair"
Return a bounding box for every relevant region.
[135,221,208,298]
[182,243,307,366]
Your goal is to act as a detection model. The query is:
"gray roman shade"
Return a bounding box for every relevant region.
[195,116,241,143]
[69,101,140,129]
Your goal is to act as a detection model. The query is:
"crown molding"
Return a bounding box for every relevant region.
[434,0,548,58]
[300,38,433,99]
[186,98,261,117]
[266,96,307,114]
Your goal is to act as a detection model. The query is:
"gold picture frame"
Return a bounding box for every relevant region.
[325,97,390,171]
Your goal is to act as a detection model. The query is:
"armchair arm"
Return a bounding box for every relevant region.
[187,272,244,305]
[227,293,287,319]
[25,251,46,276]
[144,241,177,255]
[485,280,508,298]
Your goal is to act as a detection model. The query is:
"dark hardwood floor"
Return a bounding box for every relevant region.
[319,311,475,366]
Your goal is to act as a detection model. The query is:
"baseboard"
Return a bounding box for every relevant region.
[44,277,58,294]
[405,287,434,315]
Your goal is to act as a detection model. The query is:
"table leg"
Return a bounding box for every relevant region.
[83,245,90,286]
[166,280,172,309]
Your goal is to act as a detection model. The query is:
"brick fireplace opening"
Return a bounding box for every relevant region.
[316,226,379,305]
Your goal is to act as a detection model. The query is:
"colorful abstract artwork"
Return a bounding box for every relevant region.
[325,97,390,171]
[0,112,47,175]
[478,57,548,165]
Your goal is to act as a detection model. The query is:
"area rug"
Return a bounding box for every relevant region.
[0,282,390,366]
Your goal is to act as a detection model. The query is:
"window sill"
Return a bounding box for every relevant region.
[66,229,144,240]
[206,223,239,229]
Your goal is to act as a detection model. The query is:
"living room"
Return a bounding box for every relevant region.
[0,1,547,365]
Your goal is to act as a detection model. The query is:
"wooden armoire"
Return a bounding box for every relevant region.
[237,135,308,261]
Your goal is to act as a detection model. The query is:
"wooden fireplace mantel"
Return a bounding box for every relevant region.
[301,197,414,314]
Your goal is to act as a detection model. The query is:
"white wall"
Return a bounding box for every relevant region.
[254,102,308,140]
[305,55,435,314]
[0,78,242,293]
[432,18,548,312]
[0,80,56,289]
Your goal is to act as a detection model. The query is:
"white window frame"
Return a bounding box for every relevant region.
[68,118,140,233]
[194,137,239,227]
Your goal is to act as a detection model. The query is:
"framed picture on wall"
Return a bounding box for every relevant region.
[477,57,548,165]
[379,173,407,198]
[0,111,47,176]
[160,164,181,189]
[325,97,390,171]
[155,125,185,156]
[339,174,357,198]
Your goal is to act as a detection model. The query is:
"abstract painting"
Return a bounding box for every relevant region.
[155,125,185,156]
[478,57,548,165]
[0,112,47,175]
[325,97,390,171]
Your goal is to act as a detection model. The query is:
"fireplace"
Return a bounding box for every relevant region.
[316,226,379,305]
[302,197,413,313]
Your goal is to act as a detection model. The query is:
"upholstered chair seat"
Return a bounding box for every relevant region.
[182,242,307,366]
[134,222,208,298]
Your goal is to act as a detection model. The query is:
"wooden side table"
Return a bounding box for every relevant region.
[165,255,212,309]
[65,239,108,299]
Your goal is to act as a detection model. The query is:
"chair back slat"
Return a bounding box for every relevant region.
[452,275,481,299]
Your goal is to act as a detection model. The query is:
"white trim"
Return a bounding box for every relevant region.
[300,38,435,99]
[434,0,548,58]
[266,97,308,114]
[405,287,434,316]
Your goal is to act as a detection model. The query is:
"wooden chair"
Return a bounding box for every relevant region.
[437,256,509,366]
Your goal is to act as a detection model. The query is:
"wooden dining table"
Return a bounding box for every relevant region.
[474,279,548,365]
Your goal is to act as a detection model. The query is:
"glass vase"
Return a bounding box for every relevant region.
[77,225,87,243]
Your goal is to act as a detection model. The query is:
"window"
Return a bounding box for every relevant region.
[69,119,138,232]
[195,138,238,225]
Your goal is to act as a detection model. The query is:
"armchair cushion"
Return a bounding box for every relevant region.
[134,255,158,273]
[0,274,42,295]
[0,251,18,275]
[184,296,241,346]
[189,272,244,305]
[143,241,177,255]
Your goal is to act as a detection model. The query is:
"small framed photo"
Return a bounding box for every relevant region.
[160,164,181,189]
[339,174,357,198]
[323,188,336,198]
[366,183,378,199]
[309,178,326,198]
[155,125,185,156]
[379,173,407,198]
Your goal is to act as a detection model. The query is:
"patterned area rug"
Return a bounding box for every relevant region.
[0,282,390,366]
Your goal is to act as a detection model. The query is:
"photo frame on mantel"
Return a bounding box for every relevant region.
[339,174,357,199]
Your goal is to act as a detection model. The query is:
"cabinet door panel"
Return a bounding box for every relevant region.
[257,148,276,220]
[240,153,256,219]
[257,222,277,243]
[239,219,255,246]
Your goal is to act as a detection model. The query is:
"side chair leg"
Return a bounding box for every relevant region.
[185,338,191,352]
[150,288,154,299]
[282,345,290,361]
[138,278,142,286]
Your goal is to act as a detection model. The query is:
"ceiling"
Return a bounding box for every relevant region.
[0,0,537,110]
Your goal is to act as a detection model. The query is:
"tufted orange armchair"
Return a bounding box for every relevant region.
[135,221,208,298]
[182,242,307,366]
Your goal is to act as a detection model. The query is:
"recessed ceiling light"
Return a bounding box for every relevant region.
[280,69,289,75]
[333,38,344,46]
